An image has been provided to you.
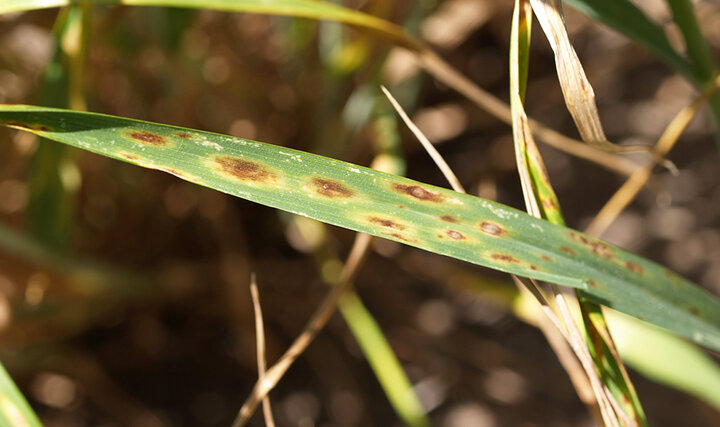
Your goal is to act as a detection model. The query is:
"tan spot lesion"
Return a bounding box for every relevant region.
[312,178,354,198]
[445,230,466,240]
[569,232,614,259]
[382,232,417,244]
[440,214,459,223]
[211,155,278,184]
[392,183,444,202]
[118,152,156,168]
[478,221,506,237]
[123,129,171,147]
[490,253,520,263]
[360,212,415,243]
[560,246,576,255]
[624,261,643,275]
[369,216,405,230]
[541,197,558,211]
[119,153,141,162]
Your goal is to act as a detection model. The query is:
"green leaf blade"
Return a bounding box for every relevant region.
[0,364,42,427]
[2,104,720,351]
[565,0,692,78]
[0,0,417,48]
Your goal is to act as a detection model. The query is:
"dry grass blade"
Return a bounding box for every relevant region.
[528,0,657,159]
[232,233,372,427]
[531,294,598,407]
[529,0,604,143]
[381,86,466,193]
[249,275,275,427]
[586,75,720,237]
[510,95,543,218]
[553,289,622,427]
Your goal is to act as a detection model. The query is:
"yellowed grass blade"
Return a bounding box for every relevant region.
[249,275,276,427]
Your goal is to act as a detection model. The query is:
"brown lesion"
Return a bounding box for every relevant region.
[624,261,643,275]
[124,130,170,147]
[529,264,539,271]
[569,231,614,259]
[440,214,459,223]
[120,153,141,162]
[392,183,444,202]
[540,255,552,261]
[312,178,354,198]
[490,253,519,263]
[382,232,417,244]
[541,197,558,211]
[587,279,599,288]
[369,216,405,230]
[213,156,277,183]
[445,230,465,240]
[560,246,576,255]
[176,132,193,139]
[478,221,506,237]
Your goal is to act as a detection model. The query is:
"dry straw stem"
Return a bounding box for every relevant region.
[233,233,373,427]
[586,75,720,238]
[380,85,466,193]
[530,291,597,405]
[249,275,275,427]
[553,288,623,427]
[385,82,620,424]
[510,3,634,424]
[527,0,660,163]
[509,87,628,427]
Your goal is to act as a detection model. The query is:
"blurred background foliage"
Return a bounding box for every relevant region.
[1,0,720,425]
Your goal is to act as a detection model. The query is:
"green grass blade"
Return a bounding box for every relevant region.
[29,6,87,253]
[0,364,43,427]
[565,0,692,78]
[338,292,428,427]
[665,0,720,152]
[2,105,720,351]
[666,0,716,83]
[0,0,418,48]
